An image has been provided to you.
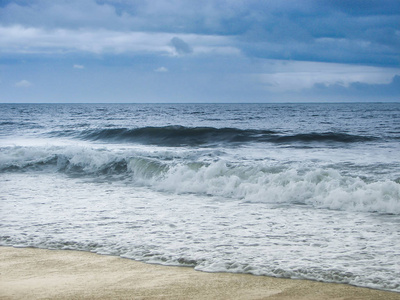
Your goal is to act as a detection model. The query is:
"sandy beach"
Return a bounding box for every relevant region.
[0,247,399,300]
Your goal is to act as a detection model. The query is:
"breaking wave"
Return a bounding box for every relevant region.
[1,145,399,215]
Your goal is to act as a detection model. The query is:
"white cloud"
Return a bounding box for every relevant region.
[73,64,84,69]
[155,67,168,72]
[0,25,238,56]
[257,60,400,92]
[15,80,33,88]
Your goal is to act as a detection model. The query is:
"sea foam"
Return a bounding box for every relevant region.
[1,144,399,214]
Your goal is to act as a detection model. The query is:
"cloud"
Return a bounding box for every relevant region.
[310,74,400,97]
[155,66,168,72]
[0,0,131,30]
[0,0,399,103]
[257,60,400,92]
[15,79,32,87]
[1,1,398,66]
[170,37,192,55]
[0,25,237,56]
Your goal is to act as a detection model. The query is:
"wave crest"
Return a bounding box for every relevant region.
[49,126,376,146]
[1,145,398,214]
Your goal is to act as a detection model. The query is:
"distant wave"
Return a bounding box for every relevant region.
[1,145,398,215]
[49,126,377,146]
[271,132,376,143]
[0,121,43,129]
[0,121,17,126]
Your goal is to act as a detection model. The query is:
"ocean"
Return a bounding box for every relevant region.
[1,103,399,292]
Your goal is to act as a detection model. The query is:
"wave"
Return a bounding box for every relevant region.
[1,145,399,215]
[49,126,377,146]
[271,132,376,143]
[0,121,17,126]
[76,126,278,146]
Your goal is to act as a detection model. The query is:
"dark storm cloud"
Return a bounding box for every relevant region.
[232,1,400,66]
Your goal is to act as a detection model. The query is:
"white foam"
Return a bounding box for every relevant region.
[144,161,400,214]
[1,172,399,292]
[1,142,399,214]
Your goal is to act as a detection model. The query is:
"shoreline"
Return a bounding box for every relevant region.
[1,246,399,300]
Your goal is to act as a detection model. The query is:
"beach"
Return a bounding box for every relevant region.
[1,247,399,300]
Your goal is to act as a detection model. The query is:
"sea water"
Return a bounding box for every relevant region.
[0,103,399,291]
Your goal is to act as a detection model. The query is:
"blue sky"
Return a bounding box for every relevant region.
[0,0,399,103]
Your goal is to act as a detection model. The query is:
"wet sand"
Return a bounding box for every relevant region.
[1,247,399,300]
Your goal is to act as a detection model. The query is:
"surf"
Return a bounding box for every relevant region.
[1,144,399,215]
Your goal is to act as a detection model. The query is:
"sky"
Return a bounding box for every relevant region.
[0,0,399,103]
